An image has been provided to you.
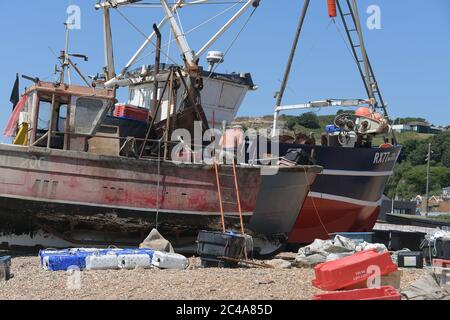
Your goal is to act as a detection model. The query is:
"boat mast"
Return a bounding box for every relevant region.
[160,0,196,69]
[99,0,260,87]
[195,0,261,59]
[273,0,310,135]
[59,23,71,85]
[103,7,116,80]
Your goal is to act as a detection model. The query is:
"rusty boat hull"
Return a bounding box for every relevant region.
[0,144,321,254]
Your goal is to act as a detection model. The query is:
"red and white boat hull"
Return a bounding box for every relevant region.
[278,144,402,245]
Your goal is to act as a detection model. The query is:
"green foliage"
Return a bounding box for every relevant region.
[393,117,427,124]
[297,112,321,129]
[386,131,450,200]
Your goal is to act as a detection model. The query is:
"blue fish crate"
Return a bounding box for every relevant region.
[43,254,85,272]
[40,248,155,271]
[330,232,375,244]
[39,249,71,266]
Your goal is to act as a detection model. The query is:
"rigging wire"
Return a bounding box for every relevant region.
[128,0,243,68]
[126,1,245,8]
[207,5,257,78]
[166,23,173,64]
[332,18,363,79]
[114,7,180,67]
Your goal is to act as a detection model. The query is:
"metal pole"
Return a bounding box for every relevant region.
[275,0,310,108]
[160,0,195,68]
[103,7,116,80]
[65,25,72,85]
[425,142,431,216]
[195,0,259,59]
[152,24,162,117]
[119,0,184,76]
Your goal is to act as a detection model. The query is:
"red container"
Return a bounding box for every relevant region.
[114,104,148,122]
[313,286,401,301]
[433,259,450,268]
[312,249,398,291]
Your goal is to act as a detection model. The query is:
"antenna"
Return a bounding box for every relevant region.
[55,23,92,87]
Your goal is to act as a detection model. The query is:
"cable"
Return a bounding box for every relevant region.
[207,5,257,78]
[302,166,330,238]
[332,18,361,71]
[155,138,162,229]
[127,1,246,7]
[129,0,243,68]
[114,7,180,66]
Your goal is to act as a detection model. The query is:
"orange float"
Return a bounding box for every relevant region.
[328,0,337,18]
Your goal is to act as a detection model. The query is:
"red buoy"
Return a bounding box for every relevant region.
[328,0,337,18]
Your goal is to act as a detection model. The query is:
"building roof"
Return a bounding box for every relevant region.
[407,121,430,127]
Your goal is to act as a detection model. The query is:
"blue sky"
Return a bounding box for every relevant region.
[0,0,449,142]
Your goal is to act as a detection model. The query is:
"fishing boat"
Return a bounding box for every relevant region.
[90,0,402,245]
[0,0,322,254]
[272,0,402,245]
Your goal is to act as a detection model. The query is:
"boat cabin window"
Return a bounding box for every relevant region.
[72,97,109,136]
[37,101,52,131]
[34,98,69,149]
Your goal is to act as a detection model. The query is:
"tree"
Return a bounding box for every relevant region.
[442,148,450,168]
[297,112,320,129]
[393,117,426,124]
[286,117,298,131]
[397,139,417,163]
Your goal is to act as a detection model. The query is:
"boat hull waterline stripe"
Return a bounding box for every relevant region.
[321,169,394,177]
[309,192,382,207]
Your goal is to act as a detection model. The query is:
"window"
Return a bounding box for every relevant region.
[74,98,106,135]
[37,101,52,131]
[57,104,68,132]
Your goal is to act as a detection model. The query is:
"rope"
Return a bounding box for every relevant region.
[155,138,162,229]
[302,166,330,238]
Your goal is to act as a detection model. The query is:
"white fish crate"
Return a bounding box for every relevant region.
[118,254,152,270]
[151,251,188,270]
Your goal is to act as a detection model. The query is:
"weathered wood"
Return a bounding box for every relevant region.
[88,125,120,156]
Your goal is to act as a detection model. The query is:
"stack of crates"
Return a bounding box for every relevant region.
[311,249,401,300]
[40,248,154,272]
[114,104,148,123]
[432,259,450,290]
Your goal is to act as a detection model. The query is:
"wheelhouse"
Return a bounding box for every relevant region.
[8,82,115,152]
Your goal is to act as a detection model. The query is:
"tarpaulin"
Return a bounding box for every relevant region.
[4,94,28,137]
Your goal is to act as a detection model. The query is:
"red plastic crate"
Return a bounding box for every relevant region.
[312,249,398,291]
[114,104,148,122]
[432,259,450,268]
[313,286,401,301]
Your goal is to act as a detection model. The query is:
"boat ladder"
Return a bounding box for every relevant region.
[214,162,246,236]
[336,0,386,113]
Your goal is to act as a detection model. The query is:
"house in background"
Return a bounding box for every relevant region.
[392,124,411,133]
[392,121,444,134]
[443,187,450,201]
[379,195,417,220]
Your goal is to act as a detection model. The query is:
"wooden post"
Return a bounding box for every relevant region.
[47,94,57,149]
